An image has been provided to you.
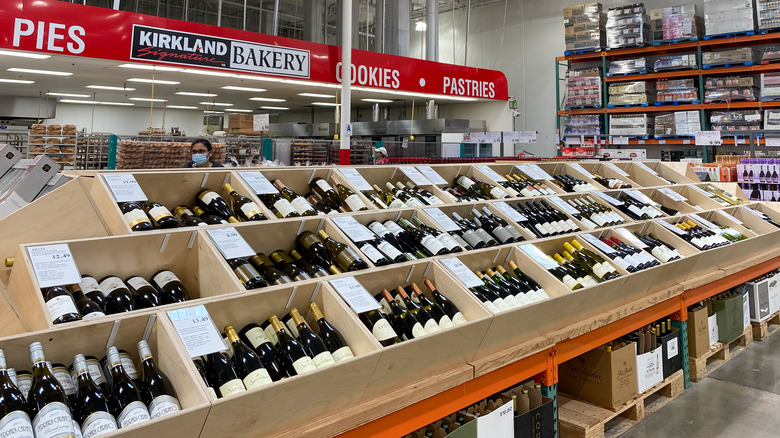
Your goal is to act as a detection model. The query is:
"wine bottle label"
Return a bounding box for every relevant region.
[291,356,317,375]
[117,401,150,429]
[126,277,153,291]
[564,219,579,232]
[376,240,403,260]
[520,187,535,197]
[335,249,360,271]
[315,179,335,193]
[504,225,524,241]
[206,387,218,401]
[561,275,580,290]
[148,395,180,419]
[51,367,76,396]
[449,312,467,325]
[233,265,257,287]
[627,205,644,217]
[199,191,220,204]
[80,411,117,438]
[534,223,550,236]
[435,234,460,251]
[494,298,511,312]
[243,327,272,349]
[489,187,508,199]
[263,325,279,345]
[81,311,105,321]
[290,197,314,215]
[411,322,427,338]
[0,411,33,438]
[32,402,75,438]
[474,228,495,245]
[481,299,500,313]
[371,318,398,342]
[368,222,391,237]
[358,243,386,264]
[99,277,125,295]
[651,246,672,263]
[611,256,631,271]
[148,206,173,222]
[457,177,475,189]
[386,198,406,209]
[462,230,486,247]
[72,422,82,438]
[239,202,263,218]
[152,271,180,290]
[423,318,441,334]
[46,295,79,323]
[404,197,425,208]
[123,209,150,228]
[331,346,355,362]
[591,213,607,227]
[218,379,246,397]
[581,275,600,286]
[284,319,300,337]
[242,368,273,390]
[78,277,103,297]
[119,354,139,380]
[579,217,598,229]
[591,263,611,279]
[492,226,513,243]
[344,194,366,211]
[272,199,297,218]
[421,235,446,255]
[312,351,337,368]
[502,294,519,308]
[437,315,454,329]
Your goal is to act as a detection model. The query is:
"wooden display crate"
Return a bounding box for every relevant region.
[332,165,449,204]
[6,229,243,333]
[609,162,683,188]
[320,260,493,402]
[89,169,274,235]
[727,205,780,235]
[180,282,383,438]
[473,162,568,196]
[574,162,643,188]
[635,187,703,215]
[0,313,211,438]
[494,196,596,234]
[417,202,538,242]
[697,209,760,239]
[707,182,750,203]
[657,184,727,212]
[550,192,637,226]
[529,162,604,192]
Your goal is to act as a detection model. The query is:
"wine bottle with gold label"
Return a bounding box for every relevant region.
[195,189,239,223]
[205,352,246,398]
[309,303,354,362]
[227,258,267,290]
[289,309,336,369]
[224,326,273,391]
[223,183,266,221]
[317,230,368,272]
[141,201,180,229]
[268,315,317,377]
[120,202,154,232]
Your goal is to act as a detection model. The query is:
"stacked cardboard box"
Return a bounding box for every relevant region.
[559,343,638,409]
[564,114,602,136]
[704,76,759,103]
[761,72,780,101]
[711,110,763,134]
[702,47,760,67]
[610,114,653,136]
[661,4,704,40]
[608,58,647,75]
[654,111,701,137]
[566,67,602,108]
[654,53,698,71]
[564,3,606,53]
[757,0,780,30]
[656,78,699,103]
[704,0,756,36]
[765,109,780,129]
[606,3,651,48]
[608,80,652,105]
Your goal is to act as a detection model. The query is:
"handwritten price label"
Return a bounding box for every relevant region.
[27,244,82,288]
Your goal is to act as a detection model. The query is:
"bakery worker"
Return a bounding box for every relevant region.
[374,146,389,165]
[185,138,224,168]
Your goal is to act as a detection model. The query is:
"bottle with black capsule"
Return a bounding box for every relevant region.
[71,354,118,437]
[104,347,151,429]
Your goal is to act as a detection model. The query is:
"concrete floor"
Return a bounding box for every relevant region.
[621,330,780,438]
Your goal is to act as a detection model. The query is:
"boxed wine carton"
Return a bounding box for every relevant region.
[745,277,772,322]
[559,342,638,409]
[636,345,664,393]
[713,293,744,343]
[687,306,711,358]
[708,313,719,347]
[659,327,682,379]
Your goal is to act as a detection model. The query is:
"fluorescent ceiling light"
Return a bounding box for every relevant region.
[182,69,237,78]
[203,111,224,114]
[47,92,91,98]
[299,93,335,98]
[362,98,394,103]
[0,78,34,84]
[118,64,181,72]
[312,102,340,106]
[235,74,282,82]
[127,78,180,84]
[0,50,50,59]
[176,92,218,97]
[87,85,136,91]
[226,109,253,113]
[249,97,285,102]
[130,97,168,102]
[7,67,71,76]
[260,106,288,110]
[200,102,233,106]
[222,86,267,92]
[166,105,199,109]
[415,21,427,31]
[281,79,340,88]
[60,99,134,106]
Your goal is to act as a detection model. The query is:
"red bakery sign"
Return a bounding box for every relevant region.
[0,0,508,100]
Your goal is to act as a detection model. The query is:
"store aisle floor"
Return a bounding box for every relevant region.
[621,332,780,438]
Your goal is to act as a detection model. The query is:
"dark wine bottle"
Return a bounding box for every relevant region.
[227,258,267,290]
[409,282,453,329]
[104,347,150,429]
[26,342,77,437]
[381,289,425,341]
[289,249,330,278]
[136,341,180,419]
[423,279,467,325]
[317,230,368,272]
[237,323,285,381]
[192,359,217,401]
[125,276,162,309]
[141,201,180,229]
[223,183,266,221]
[295,231,342,274]
[309,177,341,209]
[0,349,33,437]
[268,315,317,376]
[289,308,336,369]
[98,276,135,315]
[68,354,109,399]
[71,354,118,436]
[204,353,245,398]
[78,276,106,312]
[47,362,77,408]
[192,205,228,225]
[269,250,312,282]
[172,205,206,227]
[358,308,402,347]
[151,270,190,304]
[249,254,294,285]
[396,286,440,334]
[119,202,154,232]
[42,286,81,324]
[309,302,354,362]
[195,189,239,223]
[223,326,273,390]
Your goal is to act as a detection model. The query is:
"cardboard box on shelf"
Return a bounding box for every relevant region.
[636,345,664,393]
[713,293,744,343]
[688,306,711,358]
[514,397,555,438]
[745,277,773,322]
[559,342,638,409]
[659,328,682,379]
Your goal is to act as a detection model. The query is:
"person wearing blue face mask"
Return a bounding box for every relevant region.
[185,138,225,168]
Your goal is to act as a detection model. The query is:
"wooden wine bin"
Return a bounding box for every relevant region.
[5,229,244,333]
[330,165,450,205]
[89,169,274,235]
[0,313,211,438]
[180,282,383,438]
[574,161,642,188]
[417,201,539,242]
[610,161,697,187]
[648,185,722,213]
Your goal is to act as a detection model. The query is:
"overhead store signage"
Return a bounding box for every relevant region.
[1,0,508,100]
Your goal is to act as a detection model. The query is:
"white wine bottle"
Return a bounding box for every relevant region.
[104,347,150,429]
[26,342,77,438]
[0,349,33,438]
[224,326,273,390]
[136,341,180,419]
[71,354,118,437]
[289,309,336,369]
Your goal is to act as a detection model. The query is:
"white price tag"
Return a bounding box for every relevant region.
[688,185,710,197]
[517,131,538,143]
[626,190,660,206]
[634,162,659,176]
[338,168,373,191]
[614,227,649,249]
[527,164,554,181]
[594,191,625,206]
[493,201,528,222]
[765,136,780,147]
[708,314,719,347]
[398,167,433,186]
[238,171,278,195]
[415,166,448,185]
[568,162,594,178]
[717,210,743,225]
[439,257,483,288]
[102,173,148,202]
[252,114,269,132]
[515,164,544,181]
[518,244,559,270]
[689,214,719,230]
[667,337,679,359]
[695,131,722,146]
[475,165,507,182]
[423,208,462,232]
[331,216,377,243]
[658,220,686,236]
[741,206,768,219]
[658,188,687,202]
[167,305,226,358]
[329,276,382,314]
[206,227,255,259]
[548,196,580,216]
[27,244,82,288]
[579,233,616,255]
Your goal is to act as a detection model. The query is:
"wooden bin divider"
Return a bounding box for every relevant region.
[674,184,732,211]
[575,161,643,188]
[611,162,674,188]
[729,205,780,235]
[699,210,759,239]
[642,186,703,215]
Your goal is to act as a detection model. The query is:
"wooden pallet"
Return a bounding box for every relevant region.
[688,326,753,382]
[559,370,685,438]
[751,310,780,340]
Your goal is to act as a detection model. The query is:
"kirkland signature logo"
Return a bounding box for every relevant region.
[130,25,310,78]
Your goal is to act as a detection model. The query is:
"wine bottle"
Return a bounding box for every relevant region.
[77,276,106,313]
[475,271,518,309]
[125,276,162,309]
[397,218,449,256]
[305,194,332,215]
[547,254,584,290]
[0,349,33,437]
[69,355,108,397]
[562,242,613,282]
[405,182,444,205]
[570,240,621,279]
[195,189,239,222]
[135,341,180,419]
[503,263,549,301]
[317,230,368,272]
[295,231,343,274]
[68,284,105,321]
[119,202,154,232]
[331,176,369,212]
[151,271,190,304]
[227,258,267,289]
[192,205,229,225]
[358,307,402,347]
[237,323,284,381]
[47,363,77,408]
[192,359,217,401]
[272,180,317,217]
[309,302,354,362]
[104,347,150,429]
[381,289,425,341]
[289,309,337,369]
[423,279,467,325]
[26,342,77,438]
[371,221,426,259]
[42,286,81,324]
[396,286,440,334]
[205,352,246,398]
[385,182,425,207]
[172,205,206,227]
[408,283,452,329]
[452,212,497,247]
[353,237,392,267]
[249,254,294,285]
[411,217,463,253]
[141,201,180,229]
[224,326,273,390]
[99,350,139,389]
[268,315,317,376]
[289,249,330,278]
[223,183,267,221]
[309,177,342,209]
[269,250,313,282]
[372,184,406,209]
[71,354,118,437]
